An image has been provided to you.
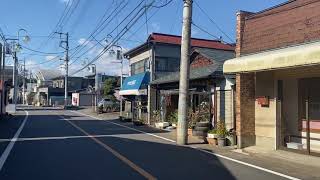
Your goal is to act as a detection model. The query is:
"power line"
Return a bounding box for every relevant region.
[39,0,73,48]
[127,7,160,40]
[69,0,93,34]
[152,0,173,8]
[69,0,143,66]
[70,0,155,75]
[60,0,80,29]
[192,22,220,40]
[69,0,128,60]
[21,45,65,55]
[194,0,234,43]
[169,0,181,33]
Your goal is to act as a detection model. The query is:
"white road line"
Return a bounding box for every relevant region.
[0,110,29,171]
[72,110,301,180]
[72,111,175,143]
[0,134,121,142]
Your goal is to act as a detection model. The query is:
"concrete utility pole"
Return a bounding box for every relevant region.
[177,0,193,145]
[0,43,3,115]
[22,58,26,105]
[55,32,69,107]
[12,52,18,105]
[65,33,69,107]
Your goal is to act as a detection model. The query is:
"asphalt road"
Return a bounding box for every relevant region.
[0,107,295,180]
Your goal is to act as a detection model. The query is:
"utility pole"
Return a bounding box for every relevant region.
[0,43,3,115]
[55,32,69,107]
[12,52,18,106]
[177,0,193,145]
[22,58,26,105]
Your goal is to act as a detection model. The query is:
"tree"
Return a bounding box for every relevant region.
[103,78,117,100]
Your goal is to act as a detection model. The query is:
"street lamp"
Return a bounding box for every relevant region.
[10,28,30,107]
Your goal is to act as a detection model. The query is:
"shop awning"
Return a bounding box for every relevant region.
[119,72,150,96]
[223,41,320,73]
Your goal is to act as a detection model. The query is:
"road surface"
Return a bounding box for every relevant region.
[0,107,296,180]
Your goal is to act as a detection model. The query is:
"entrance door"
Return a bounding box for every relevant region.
[299,78,320,155]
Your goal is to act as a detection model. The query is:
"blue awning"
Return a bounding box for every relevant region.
[119,72,150,96]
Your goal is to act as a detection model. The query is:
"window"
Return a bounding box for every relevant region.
[131,58,149,75]
[155,57,180,72]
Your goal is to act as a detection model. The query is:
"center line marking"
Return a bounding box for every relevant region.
[0,110,29,171]
[71,110,301,180]
[59,115,157,180]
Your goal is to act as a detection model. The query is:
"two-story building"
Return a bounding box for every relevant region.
[120,33,234,124]
[224,0,320,155]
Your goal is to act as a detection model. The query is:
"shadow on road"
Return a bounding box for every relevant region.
[0,109,280,180]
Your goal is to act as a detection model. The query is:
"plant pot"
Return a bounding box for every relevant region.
[155,122,169,129]
[207,133,218,139]
[217,137,226,147]
[227,135,236,146]
[206,137,217,145]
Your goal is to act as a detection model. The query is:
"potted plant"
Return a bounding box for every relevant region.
[207,129,218,138]
[216,121,229,147]
[154,110,169,129]
[167,110,178,127]
[206,129,218,145]
[187,108,197,136]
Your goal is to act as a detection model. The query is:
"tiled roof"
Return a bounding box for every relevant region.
[151,48,234,85]
[149,33,235,51]
[124,33,235,57]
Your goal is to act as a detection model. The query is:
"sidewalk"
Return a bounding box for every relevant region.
[74,107,320,180]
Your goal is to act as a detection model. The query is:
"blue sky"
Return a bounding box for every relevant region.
[0,0,287,76]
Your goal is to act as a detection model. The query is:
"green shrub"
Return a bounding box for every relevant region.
[207,129,217,134]
[167,110,178,124]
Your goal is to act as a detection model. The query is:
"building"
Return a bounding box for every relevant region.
[223,0,320,155]
[0,66,15,114]
[151,47,235,128]
[52,76,85,91]
[120,32,234,124]
[34,69,63,106]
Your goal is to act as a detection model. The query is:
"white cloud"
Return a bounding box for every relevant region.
[45,55,58,61]
[78,38,87,44]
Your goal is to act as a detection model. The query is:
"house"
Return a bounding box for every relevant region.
[223,0,320,155]
[52,76,85,91]
[151,48,235,128]
[34,69,63,106]
[120,32,234,124]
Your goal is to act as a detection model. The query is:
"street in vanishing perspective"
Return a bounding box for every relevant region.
[1,0,320,179]
[0,106,308,180]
